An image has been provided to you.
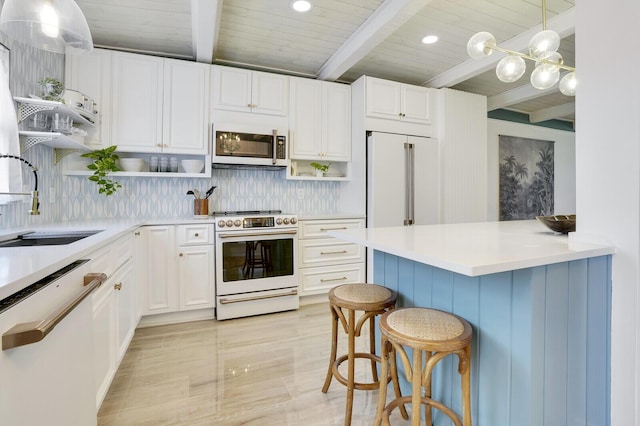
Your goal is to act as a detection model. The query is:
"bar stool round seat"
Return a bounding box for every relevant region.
[375,307,473,426]
[322,283,407,426]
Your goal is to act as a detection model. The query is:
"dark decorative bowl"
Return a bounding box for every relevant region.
[536,214,576,234]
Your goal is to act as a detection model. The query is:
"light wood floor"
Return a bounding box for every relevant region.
[98,302,409,425]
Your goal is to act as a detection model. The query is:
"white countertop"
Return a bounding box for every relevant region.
[329,220,615,277]
[0,217,217,300]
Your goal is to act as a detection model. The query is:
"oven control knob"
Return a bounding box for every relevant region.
[226,220,234,227]
[218,220,226,228]
[290,217,297,224]
[283,218,290,225]
[276,218,283,225]
[234,219,242,227]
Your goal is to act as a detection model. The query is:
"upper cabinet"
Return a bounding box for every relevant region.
[366,76,431,124]
[162,59,210,155]
[65,49,112,149]
[289,77,351,161]
[110,52,164,152]
[212,65,288,116]
[65,49,210,155]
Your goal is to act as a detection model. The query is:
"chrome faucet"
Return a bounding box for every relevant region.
[0,154,40,215]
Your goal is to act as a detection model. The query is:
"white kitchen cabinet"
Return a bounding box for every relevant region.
[177,224,215,310]
[212,65,289,116]
[162,59,210,154]
[298,218,365,296]
[65,48,210,157]
[114,256,136,362]
[90,231,138,409]
[111,51,164,152]
[92,271,116,409]
[140,225,178,315]
[366,76,431,124]
[289,77,351,162]
[65,48,112,149]
[140,224,214,317]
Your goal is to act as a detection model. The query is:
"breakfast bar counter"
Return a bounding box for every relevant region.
[330,220,615,426]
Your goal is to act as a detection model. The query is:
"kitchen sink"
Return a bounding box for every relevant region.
[0,230,103,247]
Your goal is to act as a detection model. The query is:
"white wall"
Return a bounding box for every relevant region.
[576,2,640,424]
[487,119,576,221]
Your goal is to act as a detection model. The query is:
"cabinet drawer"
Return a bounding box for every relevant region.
[299,238,364,267]
[299,218,364,239]
[176,224,213,245]
[300,264,365,295]
[111,233,133,271]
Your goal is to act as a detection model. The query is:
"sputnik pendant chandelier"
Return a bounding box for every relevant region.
[466,0,576,96]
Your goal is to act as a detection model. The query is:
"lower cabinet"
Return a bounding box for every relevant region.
[140,224,215,316]
[298,217,365,296]
[91,232,139,409]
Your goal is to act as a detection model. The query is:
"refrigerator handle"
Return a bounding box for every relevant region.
[404,143,415,225]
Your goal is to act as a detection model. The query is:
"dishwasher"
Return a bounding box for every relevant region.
[0,259,106,425]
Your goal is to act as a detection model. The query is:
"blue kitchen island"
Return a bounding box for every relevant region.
[330,220,615,426]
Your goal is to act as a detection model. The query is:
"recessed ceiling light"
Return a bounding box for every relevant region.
[290,0,313,13]
[421,35,439,45]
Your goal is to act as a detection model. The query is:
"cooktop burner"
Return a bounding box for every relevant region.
[211,210,282,216]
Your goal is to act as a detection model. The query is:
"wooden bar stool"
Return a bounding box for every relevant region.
[322,283,407,426]
[375,307,473,426]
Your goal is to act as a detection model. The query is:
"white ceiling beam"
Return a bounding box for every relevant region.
[316,0,432,81]
[487,84,557,111]
[191,0,223,63]
[529,101,575,122]
[424,8,575,88]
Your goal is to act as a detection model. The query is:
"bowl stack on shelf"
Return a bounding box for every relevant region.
[181,159,204,173]
[119,158,146,172]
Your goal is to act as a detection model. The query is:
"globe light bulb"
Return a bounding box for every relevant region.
[528,30,560,59]
[39,3,59,38]
[559,72,577,96]
[496,55,526,83]
[530,64,560,89]
[467,32,496,59]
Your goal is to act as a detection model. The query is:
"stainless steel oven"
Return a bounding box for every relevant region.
[214,211,298,320]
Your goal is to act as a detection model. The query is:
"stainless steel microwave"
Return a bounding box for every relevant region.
[212,123,287,167]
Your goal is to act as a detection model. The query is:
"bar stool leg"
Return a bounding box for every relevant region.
[369,312,379,382]
[374,337,390,426]
[344,309,356,426]
[322,305,339,393]
[461,345,472,426]
[424,351,432,426]
[411,349,422,426]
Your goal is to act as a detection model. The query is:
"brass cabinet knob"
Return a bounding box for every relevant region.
[194,233,199,237]
[114,283,122,291]
[179,253,183,257]
[134,231,140,236]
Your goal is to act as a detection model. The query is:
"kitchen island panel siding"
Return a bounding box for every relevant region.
[372,250,611,426]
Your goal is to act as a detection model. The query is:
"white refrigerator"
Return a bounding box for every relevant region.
[366,131,440,277]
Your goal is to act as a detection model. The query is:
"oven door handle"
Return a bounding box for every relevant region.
[218,230,298,238]
[219,289,298,304]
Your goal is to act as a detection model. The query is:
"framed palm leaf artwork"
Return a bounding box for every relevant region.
[499,135,554,220]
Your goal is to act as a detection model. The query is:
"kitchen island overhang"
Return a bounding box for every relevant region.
[329,220,614,426]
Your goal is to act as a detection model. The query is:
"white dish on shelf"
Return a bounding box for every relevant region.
[298,172,313,177]
[325,172,344,177]
[119,158,145,172]
[181,159,204,173]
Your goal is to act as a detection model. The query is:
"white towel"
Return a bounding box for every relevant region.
[0,54,23,204]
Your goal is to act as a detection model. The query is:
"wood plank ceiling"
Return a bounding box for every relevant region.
[73,0,576,123]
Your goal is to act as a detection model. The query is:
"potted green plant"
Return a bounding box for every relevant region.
[81,145,122,196]
[310,162,331,177]
[38,77,64,102]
